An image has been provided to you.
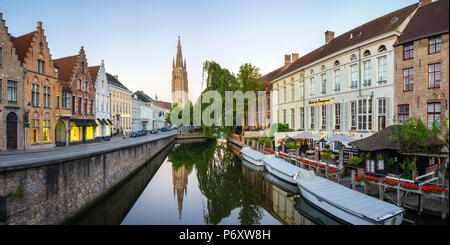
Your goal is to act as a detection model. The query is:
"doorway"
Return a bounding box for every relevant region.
[6,112,18,150]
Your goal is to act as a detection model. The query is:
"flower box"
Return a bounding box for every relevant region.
[381,178,398,186]
[365,175,380,183]
[401,183,419,190]
[421,185,444,195]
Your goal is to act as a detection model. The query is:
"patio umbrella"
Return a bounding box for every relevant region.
[325,133,357,143]
[291,132,320,140]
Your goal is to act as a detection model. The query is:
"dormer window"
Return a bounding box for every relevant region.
[378,45,387,53]
[321,65,326,71]
[334,60,340,66]
[351,54,357,61]
[363,50,371,57]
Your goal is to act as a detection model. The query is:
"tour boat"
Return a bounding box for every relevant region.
[263,172,299,194]
[240,147,266,167]
[293,171,405,225]
[242,159,265,172]
[263,155,305,185]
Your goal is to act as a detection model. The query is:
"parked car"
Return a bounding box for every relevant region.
[150,129,158,134]
[130,132,139,138]
[161,127,169,132]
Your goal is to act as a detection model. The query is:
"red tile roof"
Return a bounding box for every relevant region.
[264,3,418,83]
[396,0,449,46]
[53,55,78,82]
[11,32,35,63]
[88,66,100,82]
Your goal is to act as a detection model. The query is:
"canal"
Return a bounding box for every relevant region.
[70,139,447,225]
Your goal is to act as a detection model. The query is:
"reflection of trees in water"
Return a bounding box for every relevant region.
[168,140,264,225]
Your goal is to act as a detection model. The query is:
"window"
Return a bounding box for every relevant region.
[350,65,358,90]
[366,159,375,173]
[310,107,315,129]
[299,82,304,100]
[291,109,295,129]
[43,120,50,142]
[283,86,286,103]
[321,105,327,130]
[0,79,2,102]
[291,83,295,101]
[309,78,314,96]
[378,99,386,130]
[283,110,286,124]
[398,104,409,125]
[321,74,326,95]
[90,100,94,115]
[427,103,441,129]
[62,91,71,109]
[0,47,2,66]
[32,84,39,107]
[378,45,387,53]
[56,96,60,108]
[429,36,441,54]
[31,119,39,143]
[38,60,45,74]
[335,103,341,130]
[334,60,340,66]
[70,122,80,142]
[351,101,357,130]
[43,86,50,108]
[77,79,81,90]
[403,43,414,60]
[363,50,371,57]
[7,81,17,103]
[428,63,441,89]
[377,56,387,84]
[334,70,341,92]
[403,68,414,91]
[84,99,88,115]
[300,107,305,129]
[351,54,357,61]
[378,159,384,170]
[358,99,372,131]
[55,68,59,79]
[78,97,82,114]
[363,60,371,87]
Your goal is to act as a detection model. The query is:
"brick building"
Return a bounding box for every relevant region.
[12,22,60,150]
[394,0,449,131]
[54,47,97,145]
[0,13,25,151]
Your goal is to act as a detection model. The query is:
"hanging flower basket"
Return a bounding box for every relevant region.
[401,183,419,190]
[421,185,444,195]
[381,178,398,187]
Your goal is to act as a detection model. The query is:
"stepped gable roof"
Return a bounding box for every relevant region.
[396,0,449,46]
[268,3,418,83]
[53,55,78,82]
[106,73,130,91]
[11,32,35,63]
[133,90,157,104]
[88,66,100,82]
[350,125,443,152]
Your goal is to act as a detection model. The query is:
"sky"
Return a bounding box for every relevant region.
[0,0,418,103]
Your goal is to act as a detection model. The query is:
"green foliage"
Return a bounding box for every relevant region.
[286,143,295,149]
[377,154,383,161]
[348,153,364,166]
[322,151,333,161]
[364,152,371,159]
[391,117,442,153]
[387,158,395,166]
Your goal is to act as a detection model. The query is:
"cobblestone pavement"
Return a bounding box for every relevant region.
[0,131,177,169]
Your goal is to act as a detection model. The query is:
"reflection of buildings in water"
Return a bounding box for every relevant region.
[172,165,188,219]
[242,165,315,225]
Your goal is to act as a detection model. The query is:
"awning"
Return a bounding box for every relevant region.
[101,119,108,125]
[97,119,105,125]
[107,119,112,125]
[88,120,98,127]
[71,119,84,127]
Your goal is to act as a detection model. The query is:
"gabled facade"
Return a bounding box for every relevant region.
[54,47,96,145]
[267,2,420,141]
[90,60,111,141]
[0,13,25,151]
[132,90,156,131]
[394,0,449,131]
[12,21,59,150]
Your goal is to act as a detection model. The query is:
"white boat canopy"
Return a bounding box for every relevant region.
[240,147,266,161]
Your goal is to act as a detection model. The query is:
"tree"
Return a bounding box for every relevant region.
[391,117,441,154]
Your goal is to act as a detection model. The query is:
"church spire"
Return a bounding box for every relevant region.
[175,35,183,68]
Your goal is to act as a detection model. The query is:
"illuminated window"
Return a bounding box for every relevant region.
[31,119,39,143]
[43,120,50,142]
[96,120,100,137]
[70,122,80,141]
[86,126,94,140]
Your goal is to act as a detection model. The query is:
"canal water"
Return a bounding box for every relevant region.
[71,139,447,225]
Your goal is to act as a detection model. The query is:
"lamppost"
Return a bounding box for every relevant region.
[23,102,31,151]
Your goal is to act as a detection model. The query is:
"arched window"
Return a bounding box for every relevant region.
[378,45,387,53]
[351,54,357,61]
[321,65,326,71]
[310,70,314,75]
[363,50,371,57]
[334,60,340,66]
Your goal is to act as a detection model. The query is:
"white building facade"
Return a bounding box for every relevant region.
[91,60,111,141]
[132,95,142,132]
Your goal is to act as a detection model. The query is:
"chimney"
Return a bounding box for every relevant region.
[325,31,335,44]
[284,54,292,66]
[292,53,299,63]
[113,75,118,80]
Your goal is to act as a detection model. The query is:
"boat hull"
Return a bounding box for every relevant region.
[265,162,297,185]
[242,159,265,172]
[296,180,404,225]
[242,154,265,167]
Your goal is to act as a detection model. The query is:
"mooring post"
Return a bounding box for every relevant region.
[364,181,368,194]
[379,184,383,201]
[419,194,424,215]
[397,188,402,207]
[351,170,355,190]
[442,196,447,220]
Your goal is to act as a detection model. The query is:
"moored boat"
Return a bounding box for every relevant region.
[263,155,305,185]
[263,172,299,194]
[242,159,265,172]
[240,147,266,166]
[294,172,405,225]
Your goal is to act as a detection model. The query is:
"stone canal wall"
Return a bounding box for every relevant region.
[0,134,176,225]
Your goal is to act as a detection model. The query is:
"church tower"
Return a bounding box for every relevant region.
[172,35,189,106]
